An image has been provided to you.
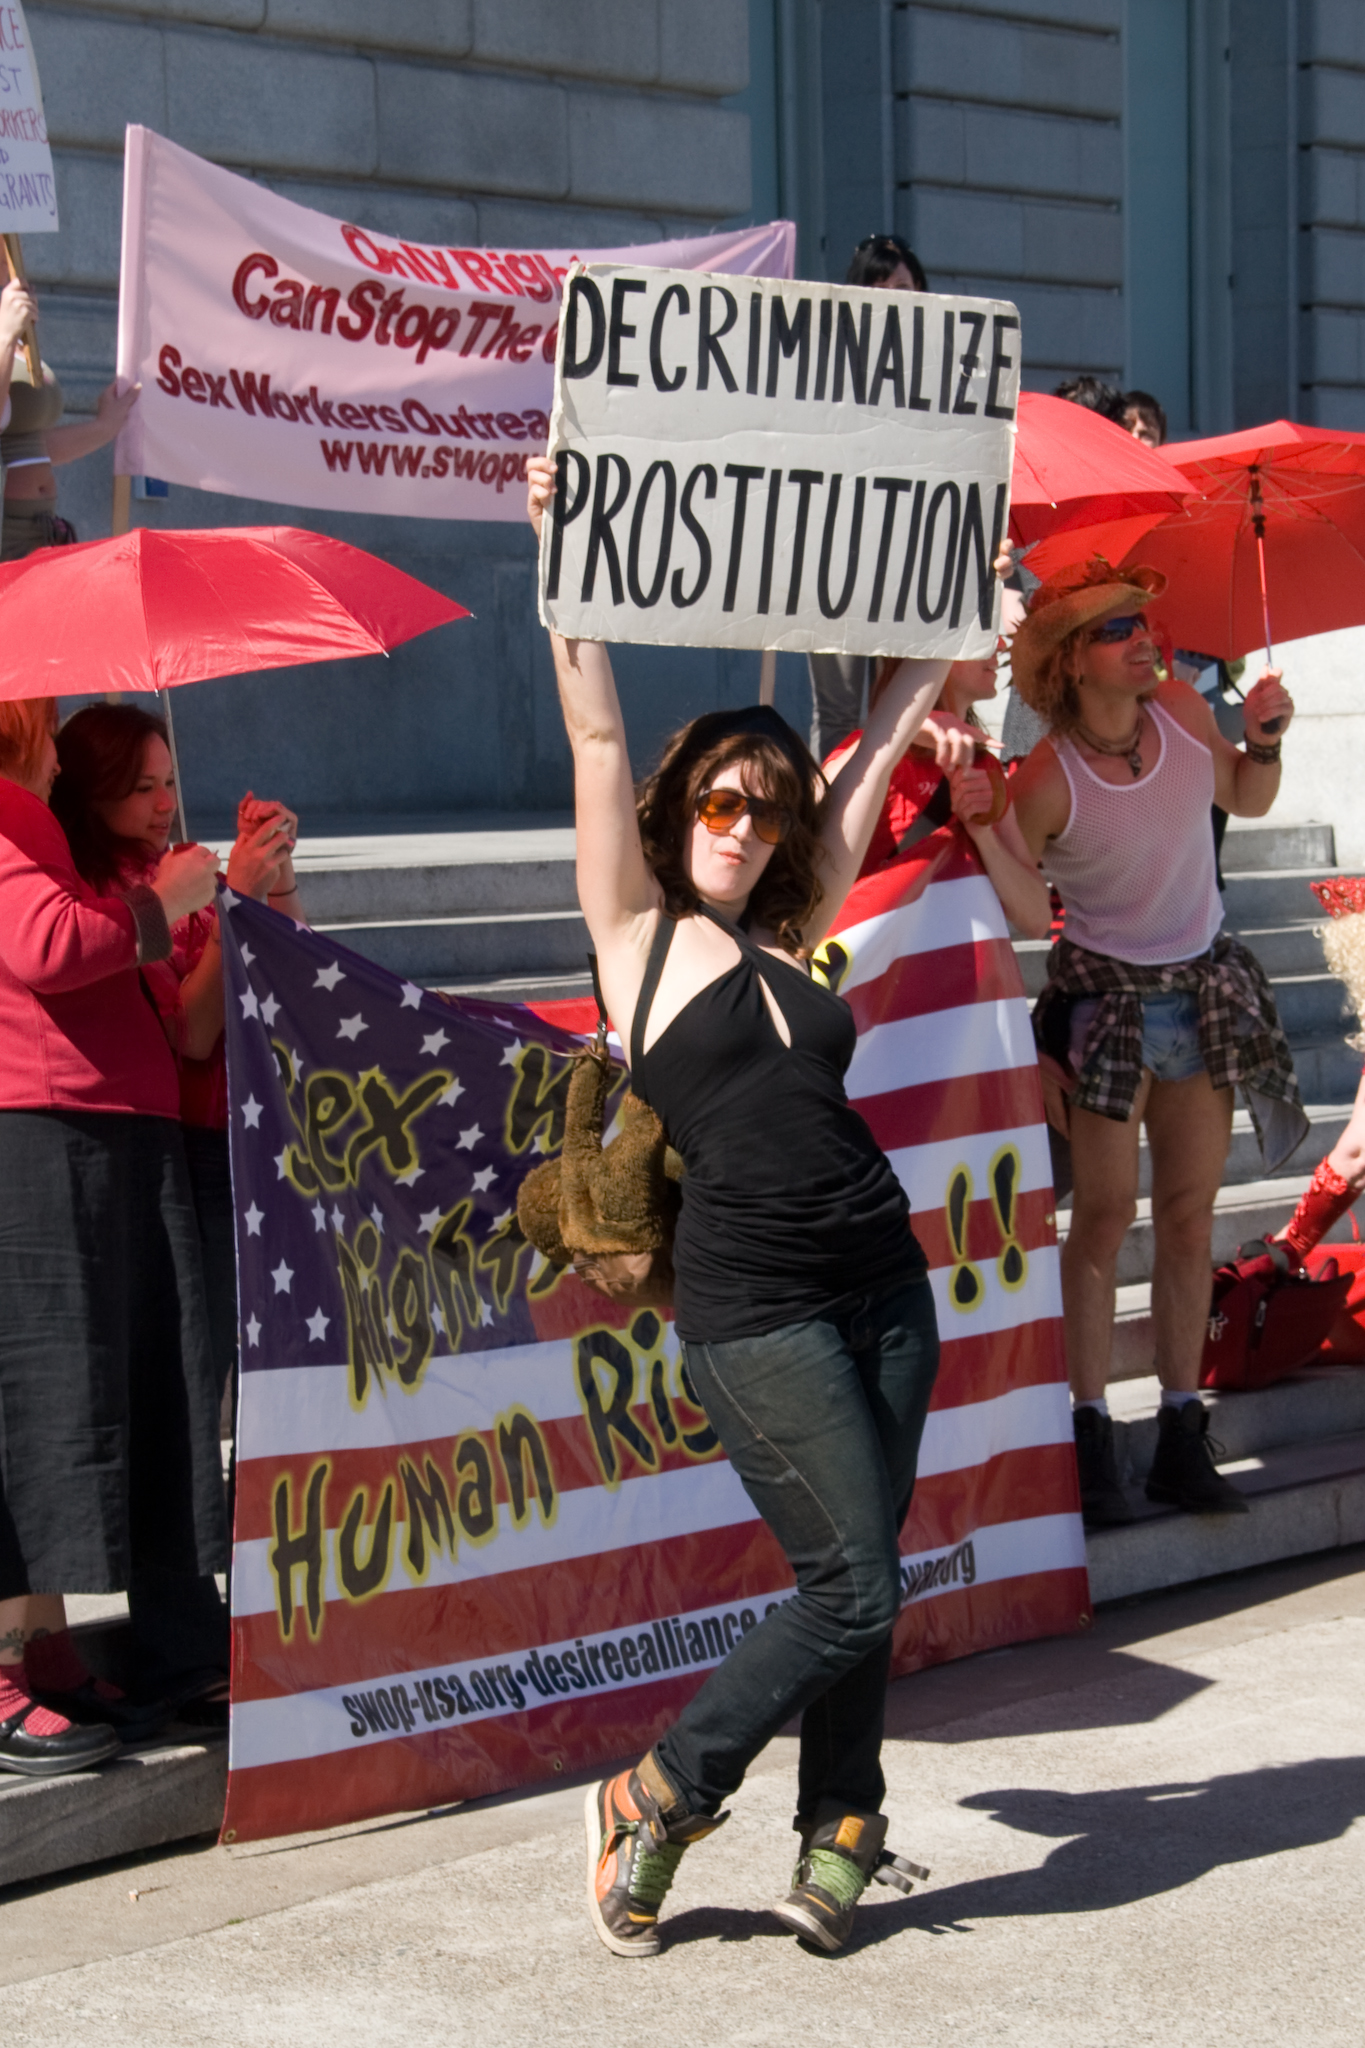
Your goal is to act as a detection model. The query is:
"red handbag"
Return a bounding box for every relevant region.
[1200,1238,1353,1390]
[1303,1239,1365,1362]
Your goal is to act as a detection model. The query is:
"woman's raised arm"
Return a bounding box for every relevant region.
[805,658,969,942]
[528,459,660,956]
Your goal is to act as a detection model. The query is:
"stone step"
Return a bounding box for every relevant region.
[1109,1366,1365,1470]
[0,1740,226,1889]
[1252,972,1348,1037]
[1011,924,1332,1004]
[1220,819,1335,870]
[314,907,591,983]
[1220,865,1337,926]
[1085,1420,1365,1604]
[1059,1172,1365,1290]
[1227,921,1330,978]
[210,815,578,927]
[1285,1034,1364,1104]
[1136,1102,1343,1198]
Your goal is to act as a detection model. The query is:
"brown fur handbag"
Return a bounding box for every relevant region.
[516,995,682,1309]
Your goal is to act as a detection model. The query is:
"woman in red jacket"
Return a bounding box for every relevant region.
[0,698,226,1775]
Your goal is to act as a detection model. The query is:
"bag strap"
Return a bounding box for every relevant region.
[629,914,676,1079]
[586,951,609,1057]
[893,773,954,854]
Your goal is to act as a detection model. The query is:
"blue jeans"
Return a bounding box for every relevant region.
[1070,990,1207,1085]
[655,1275,939,1820]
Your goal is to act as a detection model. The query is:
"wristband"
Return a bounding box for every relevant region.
[1244,737,1282,766]
[268,884,300,899]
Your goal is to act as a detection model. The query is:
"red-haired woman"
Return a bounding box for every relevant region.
[527,457,981,1958]
[53,703,301,1706]
[0,699,225,1773]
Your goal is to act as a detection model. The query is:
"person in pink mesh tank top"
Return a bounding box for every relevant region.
[1009,560,1304,1528]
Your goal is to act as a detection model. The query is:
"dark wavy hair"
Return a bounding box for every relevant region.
[52,702,169,890]
[636,707,827,954]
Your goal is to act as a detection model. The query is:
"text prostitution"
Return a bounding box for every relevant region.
[540,266,1020,659]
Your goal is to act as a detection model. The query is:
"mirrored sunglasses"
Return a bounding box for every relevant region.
[1089,612,1150,645]
[696,788,793,846]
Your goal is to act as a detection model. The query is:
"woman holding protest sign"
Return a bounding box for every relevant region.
[527,453,979,1958]
[0,699,227,1772]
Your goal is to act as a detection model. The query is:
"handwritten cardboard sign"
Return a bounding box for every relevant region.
[539,265,1019,658]
[0,3,56,233]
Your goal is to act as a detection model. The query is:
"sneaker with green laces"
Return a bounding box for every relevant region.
[772,1802,929,1953]
[584,1752,727,1957]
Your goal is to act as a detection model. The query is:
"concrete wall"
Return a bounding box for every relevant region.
[891,0,1124,392]
[25,0,812,823]
[1300,0,1365,428]
[23,0,1365,833]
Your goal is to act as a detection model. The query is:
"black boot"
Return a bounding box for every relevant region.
[1072,1407,1135,1527]
[1145,1399,1249,1514]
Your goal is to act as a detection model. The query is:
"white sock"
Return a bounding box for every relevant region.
[1073,1396,1109,1418]
[1160,1388,1202,1410]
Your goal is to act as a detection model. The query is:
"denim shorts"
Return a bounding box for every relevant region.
[1070,990,1206,1085]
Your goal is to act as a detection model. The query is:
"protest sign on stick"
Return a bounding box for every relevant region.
[538,265,1019,658]
[0,3,55,236]
[0,2,57,379]
[114,126,793,523]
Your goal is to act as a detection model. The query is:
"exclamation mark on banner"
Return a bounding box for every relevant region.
[945,1166,984,1313]
[990,1144,1028,1292]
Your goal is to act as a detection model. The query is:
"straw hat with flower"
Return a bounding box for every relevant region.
[1009,557,1167,735]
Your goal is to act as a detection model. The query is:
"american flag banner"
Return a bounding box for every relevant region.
[218,833,1088,1847]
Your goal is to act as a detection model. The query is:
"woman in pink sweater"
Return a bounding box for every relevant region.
[0,698,226,1776]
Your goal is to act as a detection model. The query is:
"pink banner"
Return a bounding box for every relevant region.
[113,125,794,522]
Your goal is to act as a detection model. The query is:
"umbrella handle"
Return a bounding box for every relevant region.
[1251,497,1283,735]
[160,688,188,842]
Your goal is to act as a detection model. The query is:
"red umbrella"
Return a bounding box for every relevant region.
[1010,392,1195,566]
[0,525,470,829]
[0,524,469,698]
[1112,420,1365,660]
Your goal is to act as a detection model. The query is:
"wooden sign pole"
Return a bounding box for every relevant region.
[1,233,41,383]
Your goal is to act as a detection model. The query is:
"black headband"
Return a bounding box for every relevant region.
[684,703,810,774]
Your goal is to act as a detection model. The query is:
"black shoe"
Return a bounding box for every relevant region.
[33,1678,172,1743]
[1145,1399,1250,1514]
[0,1699,121,1779]
[1073,1408,1135,1527]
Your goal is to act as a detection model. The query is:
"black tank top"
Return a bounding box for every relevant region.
[629,907,924,1343]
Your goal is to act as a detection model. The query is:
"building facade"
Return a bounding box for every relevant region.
[25,0,1365,822]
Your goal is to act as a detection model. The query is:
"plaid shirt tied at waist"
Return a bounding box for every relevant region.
[1033,933,1308,1171]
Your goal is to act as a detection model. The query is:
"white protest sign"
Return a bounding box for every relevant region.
[115,126,793,522]
[0,3,56,233]
[538,266,1019,658]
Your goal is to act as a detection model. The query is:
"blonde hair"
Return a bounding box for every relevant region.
[1321,914,1365,1052]
[1015,627,1092,737]
[0,698,56,785]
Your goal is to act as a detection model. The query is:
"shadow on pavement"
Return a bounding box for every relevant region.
[665,1755,1365,1958]
[883,1646,1213,1745]
[861,1754,1365,1945]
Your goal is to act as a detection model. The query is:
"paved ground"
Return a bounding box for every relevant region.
[6,1548,1365,2046]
